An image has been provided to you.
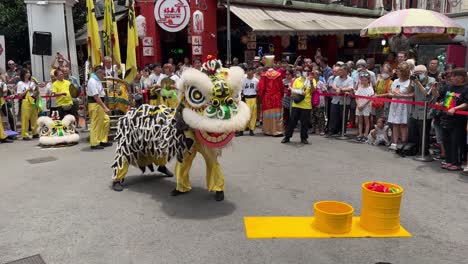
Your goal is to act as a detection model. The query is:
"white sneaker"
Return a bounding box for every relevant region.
[388,143,397,150]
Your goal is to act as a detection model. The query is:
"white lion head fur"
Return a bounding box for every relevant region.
[62,115,76,129]
[227,66,245,96]
[177,68,214,98]
[37,116,54,135]
[39,133,79,145]
[182,101,251,133]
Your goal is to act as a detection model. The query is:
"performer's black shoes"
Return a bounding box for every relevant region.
[301,139,309,145]
[100,142,113,147]
[249,130,255,136]
[158,166,174,177]
[215,191,224,202]
[112,181,124,192]
[281,138,290,143]
[235,131,243,137]
[32,135,39,139]
[171,189,188,196]
[0,138,13,143]
[91,145,104,150]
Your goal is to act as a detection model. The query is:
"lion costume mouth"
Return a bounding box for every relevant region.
[195,130,235,148]
[182,101,250,148]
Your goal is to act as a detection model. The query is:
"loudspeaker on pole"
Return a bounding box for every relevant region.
[32,31,52,56]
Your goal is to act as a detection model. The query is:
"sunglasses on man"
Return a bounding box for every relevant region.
[360,73,370,77]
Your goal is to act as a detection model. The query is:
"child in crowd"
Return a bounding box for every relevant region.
[354,70,374,142]
[310,70,327,135]
[367,117,391,146]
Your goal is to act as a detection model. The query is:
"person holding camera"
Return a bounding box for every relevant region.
[50,52,69,72]
[51,69,73,119]
[407,65,437,155]
[282,66,315,144]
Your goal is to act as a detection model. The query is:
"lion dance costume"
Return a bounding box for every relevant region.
[36,111,80,146]
[111,56,250,201]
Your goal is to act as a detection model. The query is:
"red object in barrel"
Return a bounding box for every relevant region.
[367,182,390,193]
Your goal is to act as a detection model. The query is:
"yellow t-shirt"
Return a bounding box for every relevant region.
[52,80,73,107]
[291,77,316,110]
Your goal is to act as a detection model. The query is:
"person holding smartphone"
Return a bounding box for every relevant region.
[407,65,437,155]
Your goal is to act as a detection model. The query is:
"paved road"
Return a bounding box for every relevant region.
[1,131,467,264]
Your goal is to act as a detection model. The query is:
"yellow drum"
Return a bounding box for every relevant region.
[313,201,354,234]
[103,77,130,114]
[360,182,404,234]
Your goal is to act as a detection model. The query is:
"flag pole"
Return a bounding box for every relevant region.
[227,0,231,66]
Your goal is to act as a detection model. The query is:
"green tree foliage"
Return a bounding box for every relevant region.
[0,0,29,65]
[73,0,87,33]
[0,0,88,65]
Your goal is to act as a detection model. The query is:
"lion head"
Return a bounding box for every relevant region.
[177,56,250,148]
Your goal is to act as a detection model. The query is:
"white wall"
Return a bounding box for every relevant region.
[25,0,78,82]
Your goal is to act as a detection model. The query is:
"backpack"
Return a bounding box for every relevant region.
[312,90,320,107]
[396,143,418,157]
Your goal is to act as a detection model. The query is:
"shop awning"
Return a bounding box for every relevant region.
[229,4,376,35]
[75,13,127,45]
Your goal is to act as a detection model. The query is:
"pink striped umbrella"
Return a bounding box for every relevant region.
[360,9,465,38]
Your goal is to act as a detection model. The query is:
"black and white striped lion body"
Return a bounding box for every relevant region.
[111,104,189,177]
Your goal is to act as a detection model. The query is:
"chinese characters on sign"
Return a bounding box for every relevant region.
[192,46,202,55]
[192,36,202,46]
[192,10,204,34]
[154,0,191,32]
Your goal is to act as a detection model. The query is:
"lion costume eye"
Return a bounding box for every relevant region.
[186,86,206,108]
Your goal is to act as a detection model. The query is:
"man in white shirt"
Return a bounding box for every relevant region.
[329,64,354,135]
[156,63,180,108]
[237,68,258,136]
[86,66,111,150]
[148,63,162,105]
[103,56,120,79]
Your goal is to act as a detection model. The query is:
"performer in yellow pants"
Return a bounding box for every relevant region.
[112,155,171,183]
[0,113,13,143]
[20,94,39,139]
[172,131,224,194]
[0,88,13,143]
[245,97,257,131]
[86,66,112,149]
[88,103,110,147]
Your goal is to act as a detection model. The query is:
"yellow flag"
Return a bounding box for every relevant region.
[86,0,102,67]
[125,0,138,83]
[103,0,121,67]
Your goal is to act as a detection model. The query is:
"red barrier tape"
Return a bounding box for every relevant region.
[2,95,60,101]
[319,92,468,116]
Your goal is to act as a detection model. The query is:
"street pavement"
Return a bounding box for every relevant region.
[0,131,467,264]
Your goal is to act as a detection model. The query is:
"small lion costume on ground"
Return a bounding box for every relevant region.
[111,56,250,201]
[36,113,79,146]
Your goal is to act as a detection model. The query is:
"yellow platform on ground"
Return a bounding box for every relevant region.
[244,216,412,239]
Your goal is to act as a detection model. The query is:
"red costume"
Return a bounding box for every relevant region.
[258,69,284,136]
